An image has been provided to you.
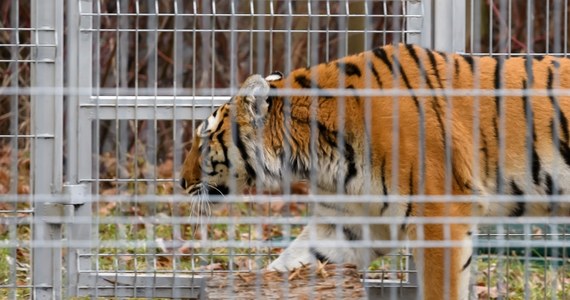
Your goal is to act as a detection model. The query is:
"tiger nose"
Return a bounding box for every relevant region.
[180,178,187,189]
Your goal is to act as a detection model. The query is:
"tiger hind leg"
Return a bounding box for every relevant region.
[408,222,474,300]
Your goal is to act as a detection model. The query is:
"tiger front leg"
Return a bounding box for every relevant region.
[267,223,374,271]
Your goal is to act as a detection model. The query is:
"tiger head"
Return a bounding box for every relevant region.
[179,74,280,214]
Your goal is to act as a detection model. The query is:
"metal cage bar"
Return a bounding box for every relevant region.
[30,0,64,298]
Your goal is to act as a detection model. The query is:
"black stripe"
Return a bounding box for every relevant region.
[545,173,555,195]
[310,248,330,263]
[381,157,388,196]
[232,123,257,181]
[547,67,570,169]
[509,181,526,217]
[215,131,230,167]
[461,255,472,272]
[337,62,362,77]
[317,122,337,148]
[533,55,545,61]
[510,180,524,195]
[372,47,393,73]
[510,202,526,217]
[343,226,360,241]
[405,45,446,155]
[368,61,383,88]
[454,58,460,78]
[436,51,448,62]
[210,131,231,173]
[294,74,333,98]
[316,121,356,192]
[402,167,414,231]
[392,52,426,196]
[461,54,475,73]
[344,142,357,190]
[494,57,505,193]
[391,53,423,118]
[295,74,313,88]
[545,173,558,214]
[480,130,490,178]
[426,48,444,88]
[380,157,389,215]
[522,79,542,186]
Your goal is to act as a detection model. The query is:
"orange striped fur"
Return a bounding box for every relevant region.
[180,44,570,299]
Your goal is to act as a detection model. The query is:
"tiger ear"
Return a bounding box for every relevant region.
[237,74,271,118]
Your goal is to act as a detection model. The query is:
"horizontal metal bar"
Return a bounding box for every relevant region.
[80,13,422,18]
[80,106,214,120]
[463,52,570,57]
[4,193,570,204]
[0,135,44,138]
[75,273,206,299]
[0,210,34,214]
[85,95,229,106]
[4,87,570,97]
[79,178,177,183]
[2,239,569,250]
[0,43,55,47]
[80,29,421,33]
[0,59,52,63]
[81,96,226,120]
[20,215,570,226]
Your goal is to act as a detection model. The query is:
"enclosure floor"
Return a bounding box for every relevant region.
[204,263,365,299]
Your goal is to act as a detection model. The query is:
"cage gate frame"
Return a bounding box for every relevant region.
[27,0,473,299]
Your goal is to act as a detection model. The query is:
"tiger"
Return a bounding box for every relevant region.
[179,43,570,300]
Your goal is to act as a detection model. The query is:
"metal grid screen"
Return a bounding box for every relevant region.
[0,0,569,299]
[73,1,423,298]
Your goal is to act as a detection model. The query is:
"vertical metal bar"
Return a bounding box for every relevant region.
[144,1,158,296]
[64,0,80,297]
[87,0,101,297]
[31,0,64,298]
[8,0,20,297]
[171,0,185,298]
[523,2,534,299]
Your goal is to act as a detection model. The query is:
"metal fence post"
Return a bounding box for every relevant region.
[433,0,466,52]
[30,0,64,298]
[65,0,94,297]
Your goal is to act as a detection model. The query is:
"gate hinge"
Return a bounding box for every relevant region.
[43,184,90,224]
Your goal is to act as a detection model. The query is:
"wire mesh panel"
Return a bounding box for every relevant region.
[463,1,570,299]
[0,1,34,297]
[2,0,570,299]
[67,0,426,299]
[0,0,64,299]
[0,1,63,299]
